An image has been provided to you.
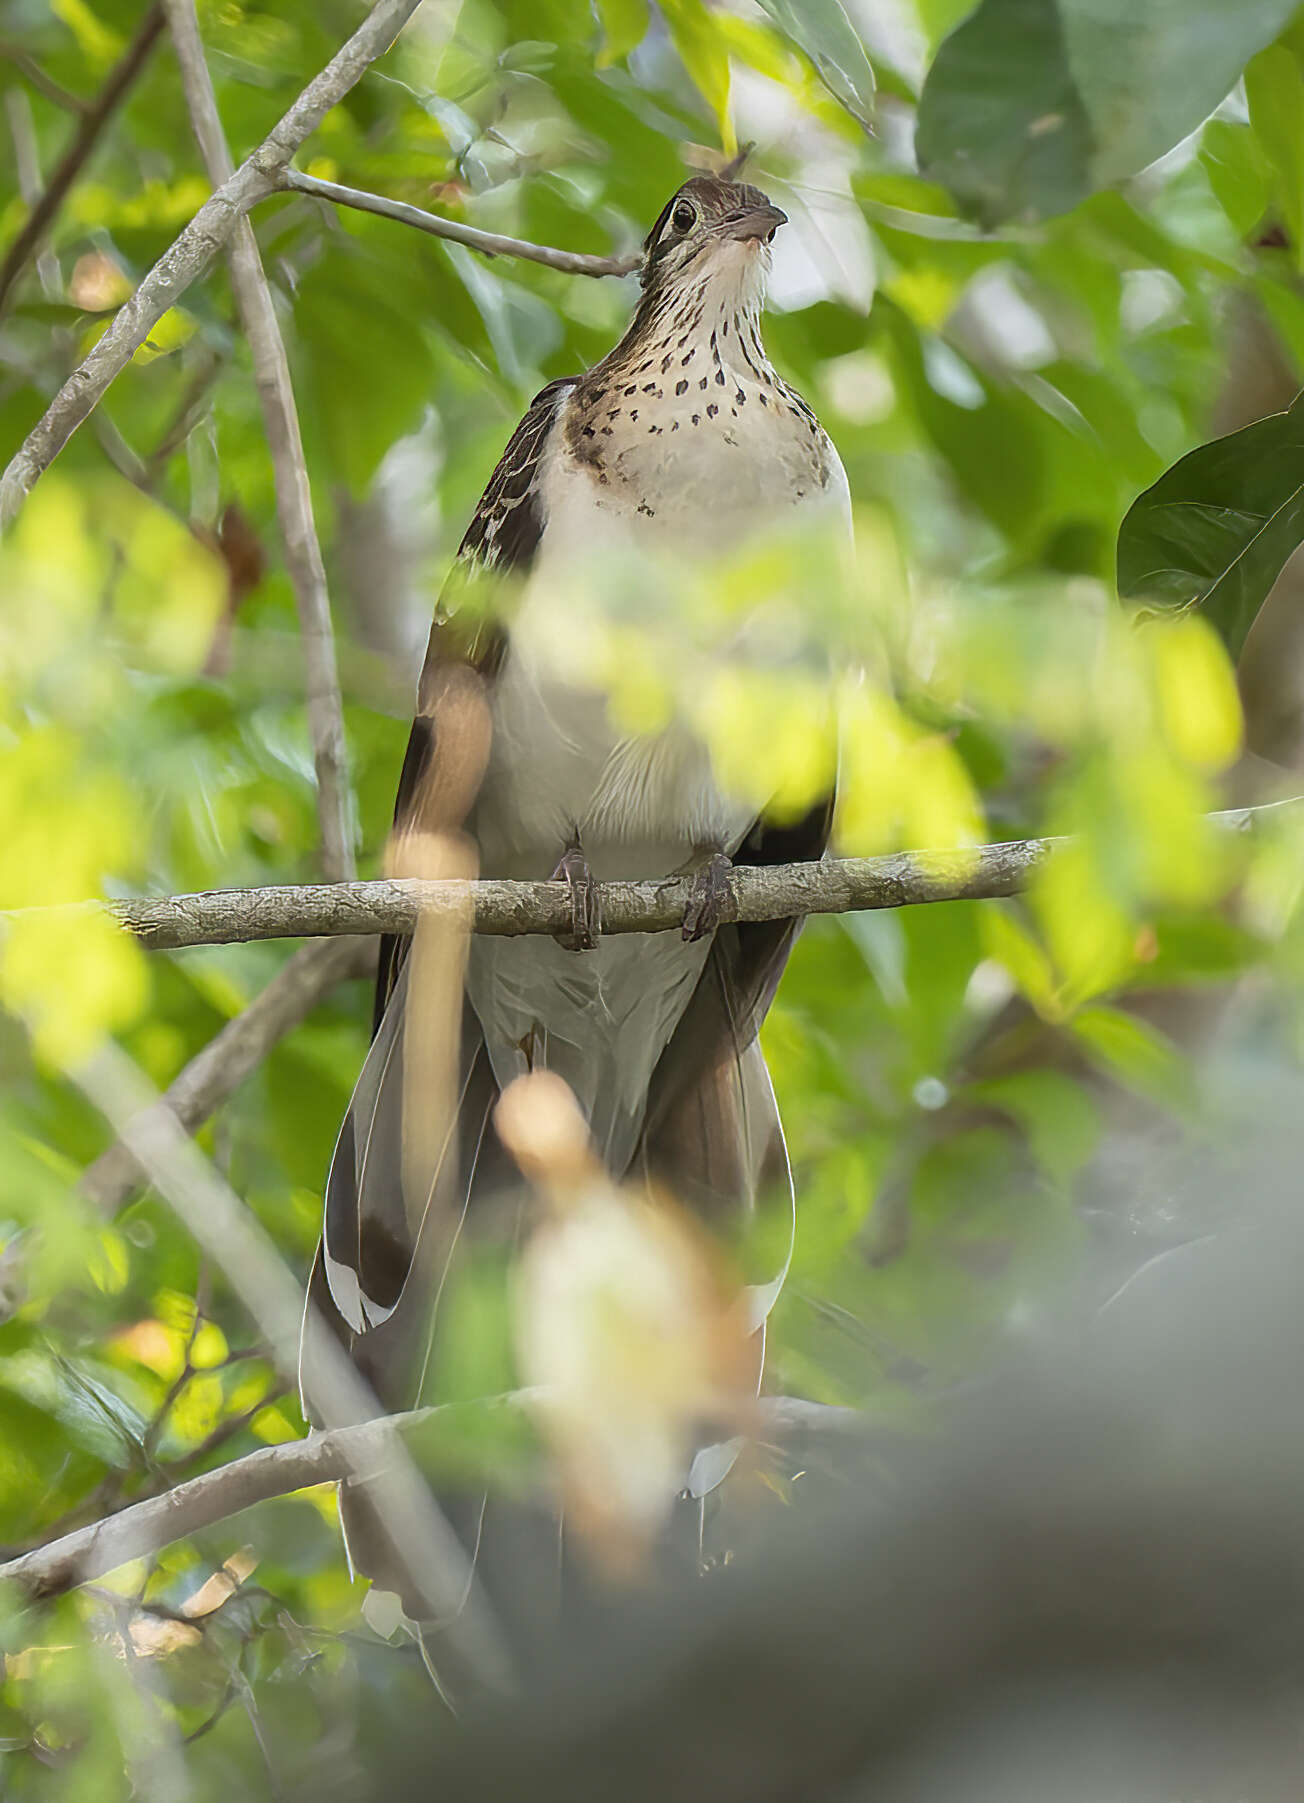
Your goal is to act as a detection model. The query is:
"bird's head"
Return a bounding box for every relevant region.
[639,176,787,310]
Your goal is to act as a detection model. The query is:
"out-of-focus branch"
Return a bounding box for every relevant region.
[277,168,642,278]
[0,0,426,528]
[0,2,167,317]
[81,935,373,1215]
[23,798,1298,952]
[67,1041,514,1688]
[166,0,355,881]
[0,1395,861,1602]
[4,87,60,297]
[1,46,92,116]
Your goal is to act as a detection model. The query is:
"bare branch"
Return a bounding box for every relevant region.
[0,0,426,528]
[36,850,1046,950]
[20,800,1295,953]
[0,1395,860,1603]
[69,1042,514,1687]
[81,935,373,1215]
[166,0,355,881]
[0,2,167,318]
[277,168,642,279]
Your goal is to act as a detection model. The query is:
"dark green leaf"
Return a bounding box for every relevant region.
[1117,390,1304,658]
[917,0,1299,225]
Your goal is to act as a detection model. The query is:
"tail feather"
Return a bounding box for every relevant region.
[304,914,803,1650]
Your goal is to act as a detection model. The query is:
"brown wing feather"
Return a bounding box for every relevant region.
[371,376,580,1028]
[310,376,578,1371]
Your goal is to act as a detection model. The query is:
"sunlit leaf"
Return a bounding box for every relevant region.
[752,0,875,128]
[1144,615,1243,770]
[594,0,649,63]
[1244,42,1304,260]
[659,0,735,150]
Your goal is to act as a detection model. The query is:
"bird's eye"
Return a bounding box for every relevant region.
[671,201,697,234]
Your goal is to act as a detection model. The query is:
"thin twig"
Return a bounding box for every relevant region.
[0,0,426,528]
[0,3,167,317]
[277,168,642,278]
[4,87,60,296]
[82,936,373,1215]
[167,0,356,881]
[144,346,224,478]
[68,1041,515,1689]
[148,1386,286,1481]
[23,799,1300,953]
[0,1394,859,1602]
[1,46,92,116]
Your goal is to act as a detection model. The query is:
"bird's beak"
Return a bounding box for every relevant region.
[728,203,787,244]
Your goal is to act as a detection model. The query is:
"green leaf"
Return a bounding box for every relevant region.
[659,0,734,148]
[1117,389,1304,659]
[593,0,649,63]
[753,0,875,128]
[970,1068,1101,1185]
[1069,1004,1195,1112]
[1200,118,1272,240]
[1245,42,1304,257]
[917,0,1300,225]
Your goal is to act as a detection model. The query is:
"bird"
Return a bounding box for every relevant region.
[300,171,851,1636]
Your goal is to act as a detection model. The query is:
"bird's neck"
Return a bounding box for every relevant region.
[601,272,775,390]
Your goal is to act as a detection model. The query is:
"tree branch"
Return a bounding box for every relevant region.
[277,168,642,278]
[0,2,167,318]
[166,0,355,882]
[0,1395,861,1603]
[0,0,426,529]
[81,935,374,1215]
[94,846,1044,949]
[20,801,1292,952]
[69,1041,514,1687]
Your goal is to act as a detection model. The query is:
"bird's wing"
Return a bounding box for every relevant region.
[306,375,579,1410]
[372,374,581,1028]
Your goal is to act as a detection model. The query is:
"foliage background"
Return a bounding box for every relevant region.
[4,0,1304,1790]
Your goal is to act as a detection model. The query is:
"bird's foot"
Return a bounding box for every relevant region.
[681,850,734,943]
[551,843,601,953]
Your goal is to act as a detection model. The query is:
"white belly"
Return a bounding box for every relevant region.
[464,381,851,1168]
[466,524,753,1170]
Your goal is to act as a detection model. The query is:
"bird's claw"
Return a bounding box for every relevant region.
[551,844,601,952]
[682,851,734,943]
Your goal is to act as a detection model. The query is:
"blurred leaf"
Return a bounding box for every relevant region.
[0,1391,108,1541]
[1245,42,1304,259]
[1199,118,1272,240]
[971,1068,1101,1185]
[1070,1003,1196,1111]
[594,0,650,63]
[753,0,875,128]
[917,0,1298,225]
[659,0,735,149]
[1117,389,1304,658]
